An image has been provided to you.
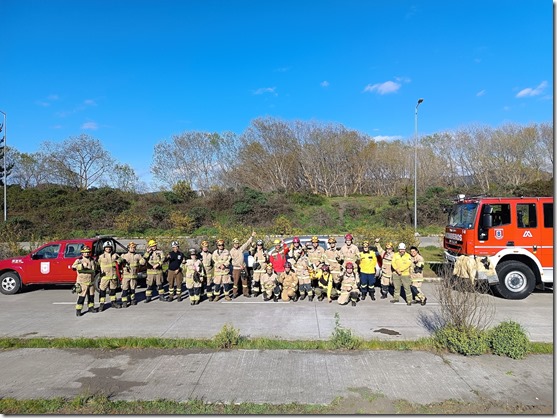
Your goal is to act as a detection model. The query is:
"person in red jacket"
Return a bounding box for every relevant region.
[268,239,289,274]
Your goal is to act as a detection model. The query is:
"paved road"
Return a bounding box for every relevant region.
[1,282,552,342]
[0,348,552,409]
[0,281,552,410]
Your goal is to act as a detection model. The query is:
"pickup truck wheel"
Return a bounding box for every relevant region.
[0,272,22,295]
[493,261,536,300]
[93,274,101,293]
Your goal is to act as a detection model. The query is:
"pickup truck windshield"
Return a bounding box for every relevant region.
[448,203,478,229]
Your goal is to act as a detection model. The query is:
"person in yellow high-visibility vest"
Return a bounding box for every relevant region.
[391,243,413,306]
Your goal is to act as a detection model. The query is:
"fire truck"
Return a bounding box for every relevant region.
[444,195,553,299]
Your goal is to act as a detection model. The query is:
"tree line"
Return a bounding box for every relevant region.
[6,118,553,197]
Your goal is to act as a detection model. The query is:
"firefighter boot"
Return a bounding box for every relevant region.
[99,302,106,312]
[299,293,306,301]
[351,300,357,307]
[145,296,152,304]
[76,309,82,317]
[309,295,314,302]
[380,286,388,299]
[370,292,376,301]
[273,295,279,302]
[111,301,122,309]
[167,294,174,302]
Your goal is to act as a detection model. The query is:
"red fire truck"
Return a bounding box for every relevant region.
[444,195,553,299]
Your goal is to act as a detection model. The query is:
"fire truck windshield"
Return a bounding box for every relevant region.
[448,203,478,229]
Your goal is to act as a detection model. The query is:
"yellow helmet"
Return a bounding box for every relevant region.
[328,237,336,244]
[363,240,369,246]
[386,242,393,249]
[80,245,91,253]
[128,241,137,248]
[233,238,240,244]
[148,239,157,247]
[216,239,225,245]
[201,240,209,247]
[273,239,281,245]
[311,236,319,243]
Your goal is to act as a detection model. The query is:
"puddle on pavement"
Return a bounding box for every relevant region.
[373,328,401,336]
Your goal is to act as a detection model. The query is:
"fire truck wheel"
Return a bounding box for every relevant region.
[493,261,536,300]
[0,272,22,295]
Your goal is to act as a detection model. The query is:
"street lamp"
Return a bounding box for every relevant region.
[0,110,6,222]
[414,98,424,235]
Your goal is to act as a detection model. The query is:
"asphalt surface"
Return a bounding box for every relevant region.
[0,281,553,409]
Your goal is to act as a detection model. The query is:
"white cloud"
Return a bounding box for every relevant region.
[83,99,97,106]
[476,90,486,97]
[274,67,291,72]
[36,94,60,107]
[363,80,401,95]
[516,81,548,98]
[81,121,98,130]
[320,80,330,88]
[374,135,403,142]
[253,87,277,96]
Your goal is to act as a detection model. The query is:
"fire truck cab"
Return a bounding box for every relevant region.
[444,195,553,299]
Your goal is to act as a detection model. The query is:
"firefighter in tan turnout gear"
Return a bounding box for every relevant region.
[339,233,360,267]
[184,248,206,305]
[376,239,394,299]
[306,236,324,301]
[250,239,269,297]
[261,264,280,301]
[338,262,360,306]
[117,241,142,307]
[98,241,121,311]
[200,240,215,301]
[230,231,255,298]
[142,239,166,303]
[278,261,298,302]
[293,245,312,301]
[409,246,427,305]
[212,239,232,301]
[72,245,98,316]
[323,237,343,286]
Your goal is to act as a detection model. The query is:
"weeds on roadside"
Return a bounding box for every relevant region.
[488,320,530,359]
[212,323,242,349]
[329,312,362,350]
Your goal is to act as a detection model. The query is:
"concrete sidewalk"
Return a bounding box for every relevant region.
[0,348,552,409]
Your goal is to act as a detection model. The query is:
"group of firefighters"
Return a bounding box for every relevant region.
[72,233,427,317]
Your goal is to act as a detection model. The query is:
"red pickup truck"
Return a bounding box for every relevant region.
[0,236,138,295]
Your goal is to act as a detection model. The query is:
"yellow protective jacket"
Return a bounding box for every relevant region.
[392,252,413,276]
[315,270,334,299]
[358,251,378,274]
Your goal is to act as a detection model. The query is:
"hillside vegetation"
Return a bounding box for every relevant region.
[4,181,552,245]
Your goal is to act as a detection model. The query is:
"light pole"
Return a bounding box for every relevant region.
[0,110,6,222]
[414,98,423,235]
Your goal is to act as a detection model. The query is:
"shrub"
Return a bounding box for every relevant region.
[488,321,530,359]
[329,313,361,350]
[213,323,241,349]
[433,325,490,356]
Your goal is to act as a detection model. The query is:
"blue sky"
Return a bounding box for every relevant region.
[2,0,553,186]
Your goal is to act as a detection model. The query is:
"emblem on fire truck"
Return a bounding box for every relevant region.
[522,231,533,238]
[494,229,504,240]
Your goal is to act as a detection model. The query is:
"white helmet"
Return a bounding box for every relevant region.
[103,241,113,249]
[171,241,179,247]
[398,243,406,250]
